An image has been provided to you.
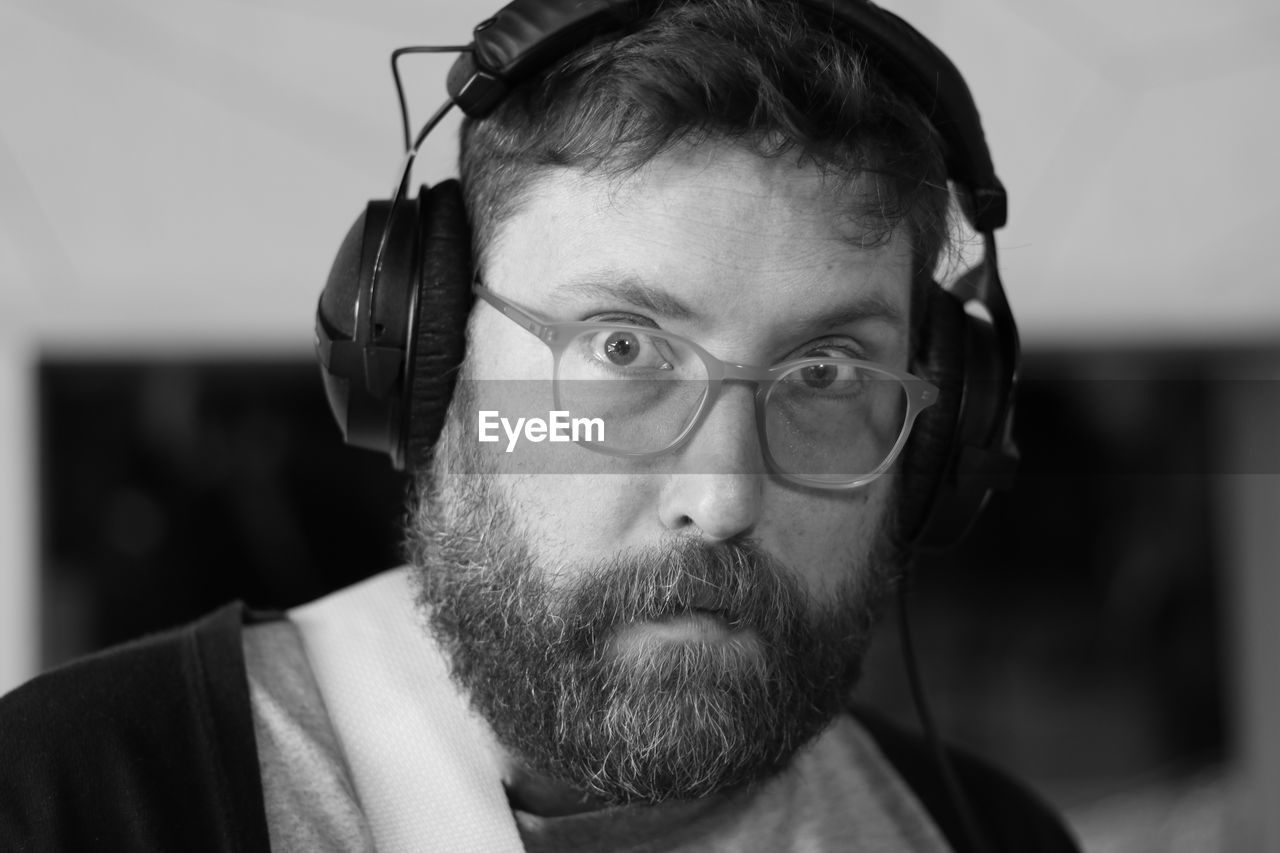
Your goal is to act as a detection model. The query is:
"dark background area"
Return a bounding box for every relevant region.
[38,349,1228,811]
[860,351,1225,807]
[38,360,409,665]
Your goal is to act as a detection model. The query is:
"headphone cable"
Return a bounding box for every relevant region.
[391,45,473,153]
[359,44,466,363]
[898,576,993,853]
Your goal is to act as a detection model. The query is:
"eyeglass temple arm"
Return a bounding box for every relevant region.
[472,283,557,344]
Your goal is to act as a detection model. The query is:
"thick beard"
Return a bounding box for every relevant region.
[405,382,901,806]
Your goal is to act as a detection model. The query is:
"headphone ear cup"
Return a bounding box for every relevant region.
[403,179,474,470]
[897,280,966,547]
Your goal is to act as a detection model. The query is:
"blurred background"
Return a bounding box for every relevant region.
[2,0,1277,849]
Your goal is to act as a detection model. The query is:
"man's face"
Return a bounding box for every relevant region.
[409,142,915,805]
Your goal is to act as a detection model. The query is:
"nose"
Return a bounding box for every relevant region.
[657,383,765,542]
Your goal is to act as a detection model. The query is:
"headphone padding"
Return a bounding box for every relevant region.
[404,180,474,470]
[897,281,966,547]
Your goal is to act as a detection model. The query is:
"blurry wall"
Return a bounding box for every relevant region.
[2,1,1277,349]
[2,0,1278,848]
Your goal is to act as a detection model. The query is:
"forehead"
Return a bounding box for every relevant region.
[484,143,914,342]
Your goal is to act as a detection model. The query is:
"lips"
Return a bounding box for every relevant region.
[652,607,727,626]
[640,569,741,626]
[687,607,730,630]
[685,595,738,628]
[648,600,732,627]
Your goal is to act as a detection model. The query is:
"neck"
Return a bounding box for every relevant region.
[502,761,608,817]
[500,755,729,827]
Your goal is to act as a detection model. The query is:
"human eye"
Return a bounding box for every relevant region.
[791,360,863,392]
[579,326,678,373]
[781,344,868,393]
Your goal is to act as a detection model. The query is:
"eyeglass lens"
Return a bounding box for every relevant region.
[552,326,909,481]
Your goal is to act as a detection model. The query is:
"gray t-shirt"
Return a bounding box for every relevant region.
[244,619,950,852]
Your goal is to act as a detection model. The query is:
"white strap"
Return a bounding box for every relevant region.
[290,568,525,853]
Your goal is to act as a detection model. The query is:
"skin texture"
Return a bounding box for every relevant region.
[413,141,916,816]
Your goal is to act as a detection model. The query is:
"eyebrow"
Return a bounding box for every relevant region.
[552,275,700,323]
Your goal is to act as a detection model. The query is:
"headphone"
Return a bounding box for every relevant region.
[314,0,1020,551]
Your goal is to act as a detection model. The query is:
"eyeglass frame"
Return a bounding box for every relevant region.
[471,281,940,489]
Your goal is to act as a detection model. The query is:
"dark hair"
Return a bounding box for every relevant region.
[459,0,952,282]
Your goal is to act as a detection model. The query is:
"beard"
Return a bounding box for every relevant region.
[405,381,901,806]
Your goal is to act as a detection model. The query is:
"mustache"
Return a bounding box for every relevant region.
[549,537,805,646]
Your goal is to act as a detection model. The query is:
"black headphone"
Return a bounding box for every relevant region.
[314,0,1020,551]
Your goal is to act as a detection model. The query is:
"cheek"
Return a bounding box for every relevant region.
[466,310,554,381]
[761,477,895,597]
[466,314,665,540]
[500,473,660,566]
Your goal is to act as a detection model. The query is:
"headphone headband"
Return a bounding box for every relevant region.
[446,0,1007,232]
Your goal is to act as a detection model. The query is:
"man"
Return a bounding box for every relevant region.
[1,0,1079,850]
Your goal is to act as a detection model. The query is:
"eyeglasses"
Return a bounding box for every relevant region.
[472,283,938,489]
